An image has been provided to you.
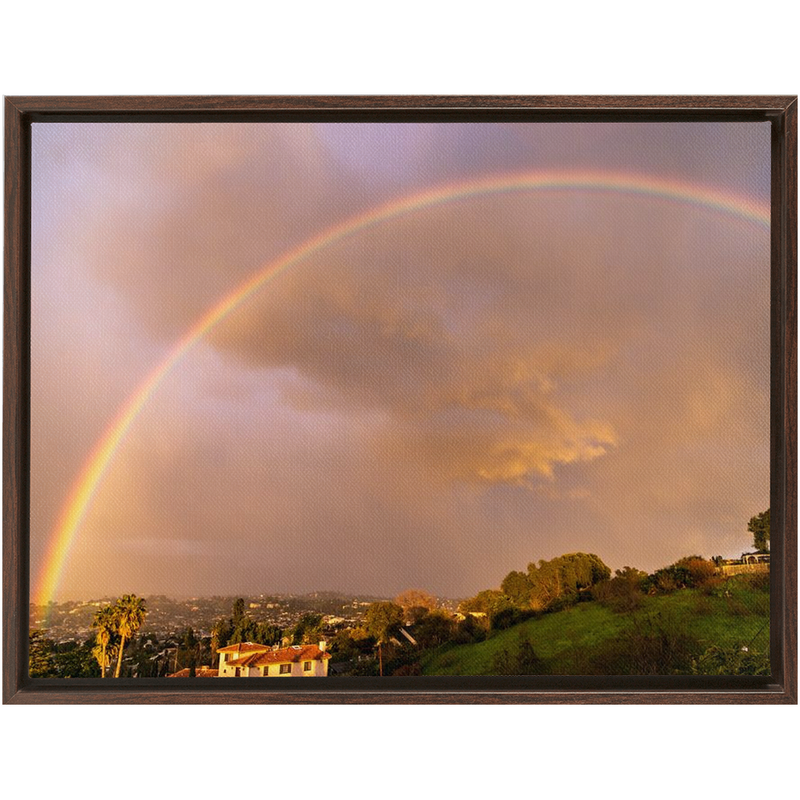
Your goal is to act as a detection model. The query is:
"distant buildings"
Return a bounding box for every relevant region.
[167,667,219,678]
[719,552,770,576]
[740,553,770,565]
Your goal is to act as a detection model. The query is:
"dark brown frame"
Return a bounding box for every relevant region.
[4,95,797,704]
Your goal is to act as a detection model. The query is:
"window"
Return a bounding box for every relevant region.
[279,664,291,674]
[303,661,312,671]
[263,666,270,676]
[234,667,241,677]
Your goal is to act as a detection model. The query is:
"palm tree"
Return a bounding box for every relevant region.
[364,601,403,677]
[112,594,147,678]
[91,605,116,679]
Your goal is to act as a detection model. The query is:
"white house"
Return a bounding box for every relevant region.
[217,641,331,677]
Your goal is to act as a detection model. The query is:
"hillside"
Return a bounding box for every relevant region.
[422,574,769,675]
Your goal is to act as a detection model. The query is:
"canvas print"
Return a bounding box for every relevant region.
[28,122,771,679]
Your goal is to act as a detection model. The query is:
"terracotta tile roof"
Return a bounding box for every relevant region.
[217,642,271,654]
[256,644,331,665]
[227,644,331,667]
[166,667,219,678]
[226,652,264,667]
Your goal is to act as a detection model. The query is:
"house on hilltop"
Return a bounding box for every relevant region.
[741,552,770,565]
[217,641,331,677]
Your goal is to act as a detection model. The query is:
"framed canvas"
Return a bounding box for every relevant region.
[3,95,797,704]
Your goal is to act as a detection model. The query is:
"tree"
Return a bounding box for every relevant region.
[592,567,648,611]
[55,638,101,678]
[179,627,199,677]
[490,635,548,675]
[413,610,454,647]
[748,509,770,552]
[527,553,611,610]
[91,605,117,679]
[228,598,260,645]
[500,570,533,607]
[364,602,403,676]
[291,613,324,645]
[459,589,509,616]
[254,622,282,647]
[29,630,55,678]
[232,598,247,628]
[210,618,233,667]
[394,589,437,614]
[647,556,716,593]
[112,594,147,678]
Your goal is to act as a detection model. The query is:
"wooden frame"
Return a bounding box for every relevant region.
[4,95,797,704]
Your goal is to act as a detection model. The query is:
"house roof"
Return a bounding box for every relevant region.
[166,667,219,678]
[217,642,271,654]
[226,644,331,667]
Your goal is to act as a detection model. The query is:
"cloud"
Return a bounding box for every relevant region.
[30,122,771,598]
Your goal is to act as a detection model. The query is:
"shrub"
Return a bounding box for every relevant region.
[699,575,726,595]
[691,644,770,675]
[490,606,531,630]
[412,610,455,647]
[453,615,487,644]
[490,636,549,675]
[682,557,717,587]
[739,571,770,592]
[592,567,647,612]
[580,613,700,674]
[646,556,717,593]
[392,662,422,676]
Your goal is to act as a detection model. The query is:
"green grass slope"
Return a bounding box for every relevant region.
[422,575,769,675]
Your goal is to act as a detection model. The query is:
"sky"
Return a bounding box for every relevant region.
[30,121,771,602]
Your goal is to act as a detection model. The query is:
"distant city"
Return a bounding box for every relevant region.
[30,592,458,644]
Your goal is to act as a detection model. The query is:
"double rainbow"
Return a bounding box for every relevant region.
[34,169,770,608]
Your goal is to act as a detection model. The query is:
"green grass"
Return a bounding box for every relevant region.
[422,575,769,675]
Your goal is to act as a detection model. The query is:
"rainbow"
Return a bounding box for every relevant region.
[34,169,771,608]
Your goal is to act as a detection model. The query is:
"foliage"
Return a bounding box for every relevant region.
[392,662,422,676]
[500,571,532,607]
[364,602,404,643]
[576,612,699,674]
[459,589,511,618]
[29,631,101,678]
[394,589,438,615]
[112,594,147,678]
[254,622,283,646]
[747,509,770,552]
[210,618,233,667]
[489,605,533,630]
[365,601,404,676]
[412,610,455,647]
[691,643,770,675]
[490,635,549,675]
[452,614,487,644]
[33,594,147,678]
[29,630,56,678]
[329,627,374,660]
[210,600,284,661]
[178,627,199,676]
[646,556,717,593]
[422,574,769,676]
[592,566,648,611]
[526,553,610,610]
[291,613,324,645]
[460,553,610,628]
[232,598,247,628]
[91,604,118,678]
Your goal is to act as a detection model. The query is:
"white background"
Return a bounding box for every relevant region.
[1,2,798,797]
